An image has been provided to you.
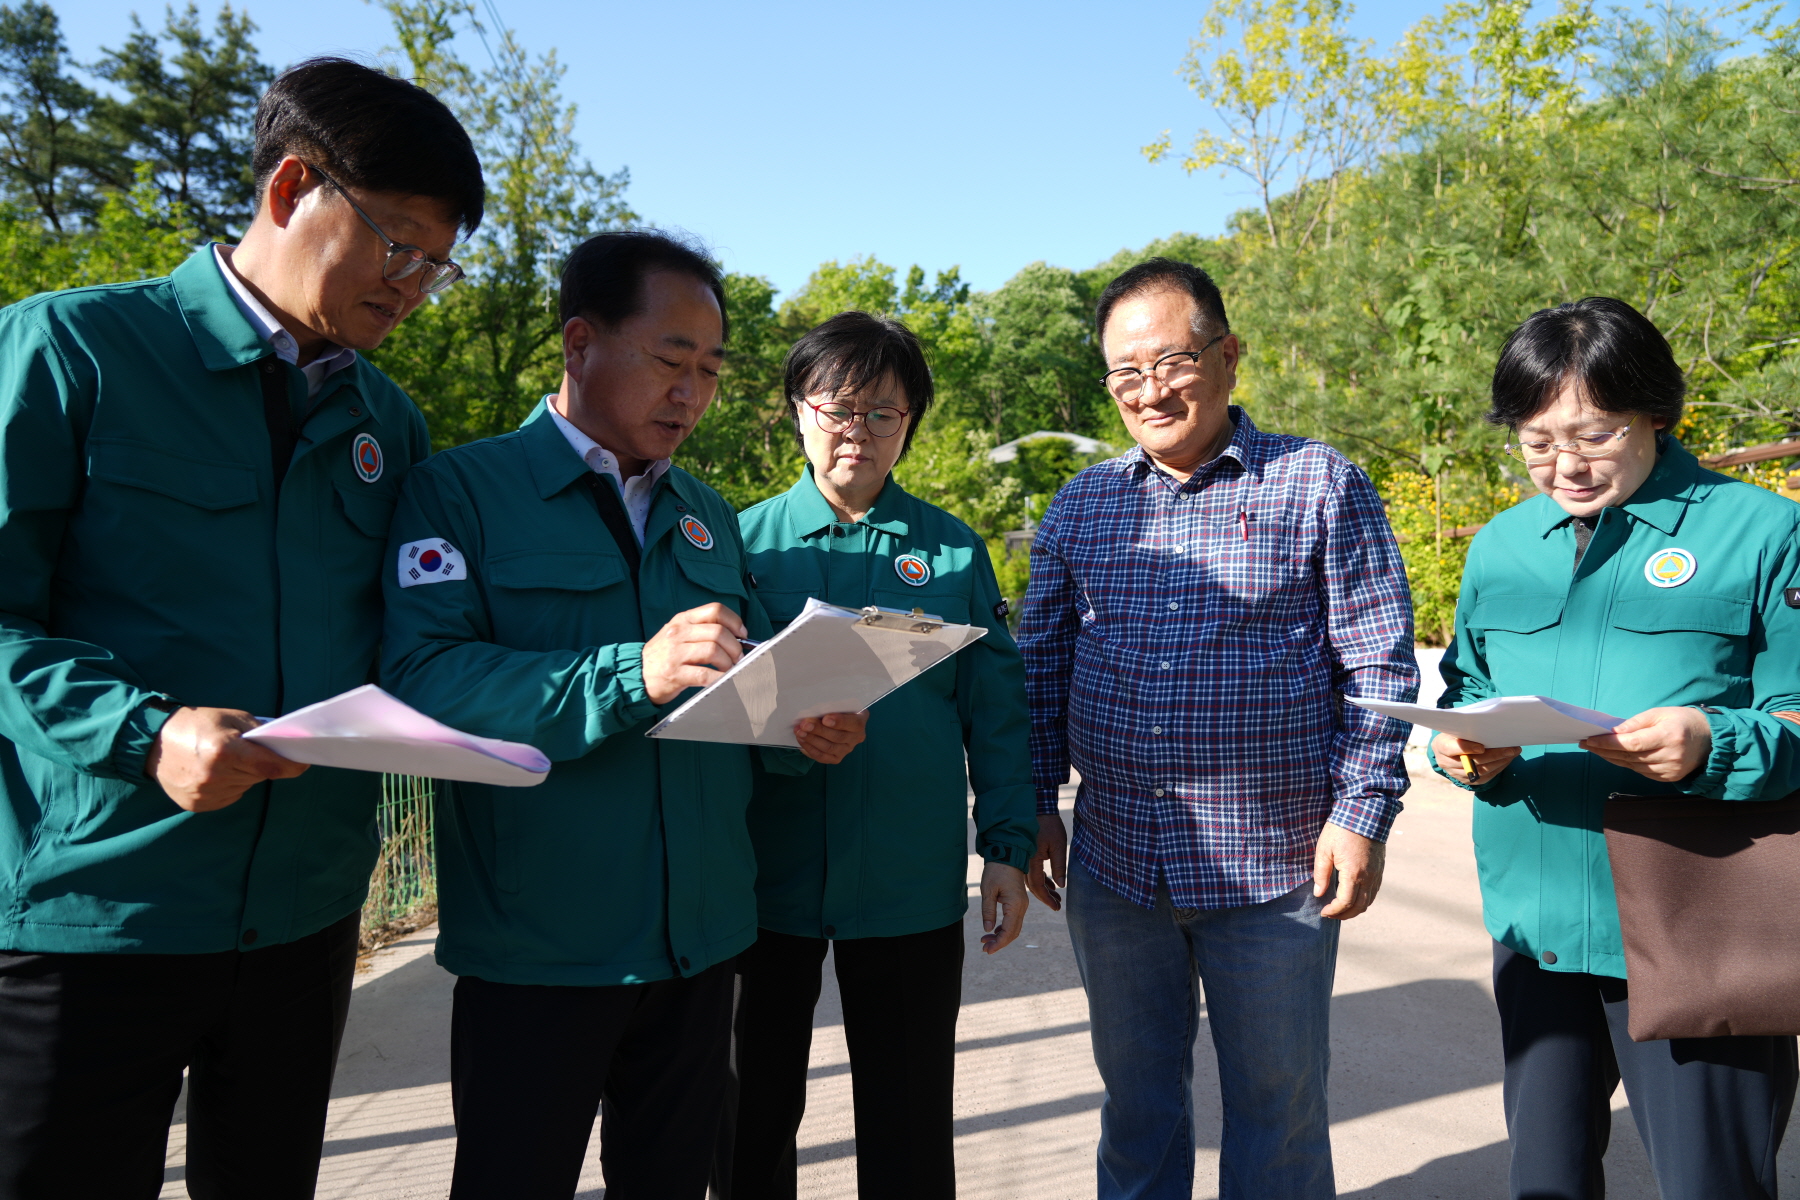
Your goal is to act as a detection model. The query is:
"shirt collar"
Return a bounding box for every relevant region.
[1116,404,1256,483]
[210,244,356,380]
[785,465,912,538]
[547,401,672,492]
[1535,435,1701,539]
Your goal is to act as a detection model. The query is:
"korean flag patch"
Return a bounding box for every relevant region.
[398,538,467,588]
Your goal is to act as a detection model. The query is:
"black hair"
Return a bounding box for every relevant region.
[1094,256,1230,351]
[783,311,935,459]
[253,57,484,234]
[1487,297,1686,428]
[558,230,729,343]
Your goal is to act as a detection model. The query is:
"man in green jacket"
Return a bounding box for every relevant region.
[0,59,483,1199]
[381,231,866,1200]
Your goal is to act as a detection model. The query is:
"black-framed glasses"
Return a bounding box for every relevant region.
[804,399,909,437]
[310,165,464,295]
[1099,335,1227,402]
[1503,417,1637,465]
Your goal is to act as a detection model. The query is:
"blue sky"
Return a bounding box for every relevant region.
[51,0,1773,298]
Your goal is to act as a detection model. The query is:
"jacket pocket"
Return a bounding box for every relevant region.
[488,550,630,592]
[869,588,972,625]
[1469,593,1565,634]
[674,554,750,602]
[87,440,258,510]
[1611,594,1752,637]
[333,481,397,539]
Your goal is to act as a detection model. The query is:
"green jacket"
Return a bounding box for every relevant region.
[0,246,430,954]
[1433,439,1800,978]
[381,401,798,986]
[738,468,1037,941]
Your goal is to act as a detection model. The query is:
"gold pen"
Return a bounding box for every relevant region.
[1460,753,1477,781]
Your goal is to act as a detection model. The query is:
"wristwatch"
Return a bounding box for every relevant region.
[142,695,183,715]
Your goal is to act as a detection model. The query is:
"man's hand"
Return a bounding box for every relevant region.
[1312,821,1385,921]
[792,711,867,764]
[1429,731,1520,786]
[1581,706,1712,782]
[980,862,1029,954]
[1027,812,1068,911]
[641,603,746,705]
[145,707,307,813]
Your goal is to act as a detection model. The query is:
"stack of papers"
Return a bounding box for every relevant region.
[244,685,550,786]
[649,598,987,747]
[1346,694,1623,747]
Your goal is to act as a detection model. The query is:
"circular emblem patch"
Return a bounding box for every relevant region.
[679,515,714,550]
[894,554,931,586]
[1644,547,1697,588]
[418,549,443,573]
[352,433,383,483]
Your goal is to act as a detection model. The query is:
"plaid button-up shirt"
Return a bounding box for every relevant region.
[1018,407,1418,910]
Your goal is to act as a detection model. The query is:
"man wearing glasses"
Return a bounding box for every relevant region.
[0,58,482,1198]
[1017,257,1418,1198]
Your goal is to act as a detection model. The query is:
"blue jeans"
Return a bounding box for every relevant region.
[1067,858,1339,1200]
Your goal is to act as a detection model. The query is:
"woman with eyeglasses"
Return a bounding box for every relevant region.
[1430,296,1800,1199]
[724,311,1036,1199]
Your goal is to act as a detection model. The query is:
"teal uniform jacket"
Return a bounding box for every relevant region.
[0,245,430,954]
[1432,438,1800,978]
[381,401,802,986]
[738,468,1038,941]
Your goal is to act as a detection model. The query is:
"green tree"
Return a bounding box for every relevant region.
[367,0,634,448]
[0,1,105,230]
[89,3,271,240]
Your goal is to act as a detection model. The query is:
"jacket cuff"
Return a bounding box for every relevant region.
[111,699,177,783]
[611,643,661,726]
[977,839,1032,873]
[1685,708,1738,798]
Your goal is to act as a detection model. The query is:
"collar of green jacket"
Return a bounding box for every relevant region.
[171,243,289,372]
[1535,435,1701,540]
[783,464,912,539]
[517,397,712,513]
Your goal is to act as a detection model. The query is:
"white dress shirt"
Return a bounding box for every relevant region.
[212,244,357,400]
[548,403,670,544]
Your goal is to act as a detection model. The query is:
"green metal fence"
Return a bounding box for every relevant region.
[361,775,437,945]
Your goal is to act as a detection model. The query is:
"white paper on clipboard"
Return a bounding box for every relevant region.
[647,597,987,748]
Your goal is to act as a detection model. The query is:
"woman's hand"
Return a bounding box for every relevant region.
[1580,706,1712,782]
[1431,732,1520,786]
[792,711,868,764]
[979,862,1028,954]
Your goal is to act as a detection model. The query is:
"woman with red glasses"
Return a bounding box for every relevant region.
[725,311,1037,1199]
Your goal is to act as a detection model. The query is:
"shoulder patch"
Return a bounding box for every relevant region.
[1786,588,1800,609]
[398,538,467,587]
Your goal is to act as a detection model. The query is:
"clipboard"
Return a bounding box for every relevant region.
[646,597,987,747]
[1345,694,1622,746]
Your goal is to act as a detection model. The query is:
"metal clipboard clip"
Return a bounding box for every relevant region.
[855,605,946,634]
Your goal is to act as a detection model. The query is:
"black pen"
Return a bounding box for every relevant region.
[738,637,761,651]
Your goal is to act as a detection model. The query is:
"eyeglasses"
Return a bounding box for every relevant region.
[804,399,909,438]
[1503,418,1637,465]
[1099,335,1226,402]
[310,165,465,295]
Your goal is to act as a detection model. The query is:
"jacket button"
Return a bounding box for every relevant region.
[1541,950,1558,965]
[241,929,258,945]
[678,956,691,970]
[347,407,361,417]
[824,925,836,937]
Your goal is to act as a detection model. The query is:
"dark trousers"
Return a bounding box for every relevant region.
[0,912,358,1200]
[448,959,735,1200]
[728,921,964,1200]
[1494,940,1798,1200]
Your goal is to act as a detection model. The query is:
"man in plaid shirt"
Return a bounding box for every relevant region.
[1018,258,1417,1199]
